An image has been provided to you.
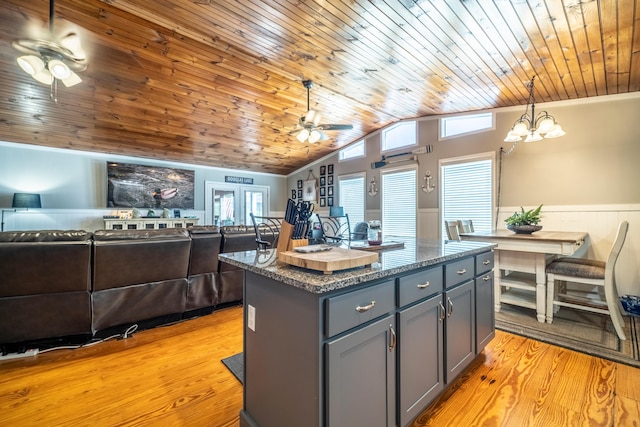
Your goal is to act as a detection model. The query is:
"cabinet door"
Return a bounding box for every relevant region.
[444,280,475,383]
[398,294,444,427]
[326,314,396,427]
[475,273,495,352]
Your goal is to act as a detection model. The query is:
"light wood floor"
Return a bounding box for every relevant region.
[1,305,639,427]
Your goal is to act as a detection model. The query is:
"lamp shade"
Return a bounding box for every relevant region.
[12,193,42,208]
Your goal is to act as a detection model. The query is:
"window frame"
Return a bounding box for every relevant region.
[338,139,366,162]
[381,120,418,154]
[337,172,366,225]
[438,112,495,141]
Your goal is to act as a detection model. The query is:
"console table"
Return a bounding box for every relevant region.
[460,230,587,322]
[103,218,199,230]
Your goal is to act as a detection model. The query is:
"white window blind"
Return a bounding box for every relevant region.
[440,156,493,238]
[338,174,365,224]
[381,168,416,238]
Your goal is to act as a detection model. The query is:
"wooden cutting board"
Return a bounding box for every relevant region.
[278,247,379,274]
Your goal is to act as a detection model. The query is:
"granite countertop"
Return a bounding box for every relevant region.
[219,239,495,294]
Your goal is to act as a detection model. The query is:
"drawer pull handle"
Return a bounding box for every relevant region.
[417,282,430,289]
[483,260,491,265]
[355,301,376,313]
[483,275,491,281]
[457,268,467,275]
[389,325,396,352]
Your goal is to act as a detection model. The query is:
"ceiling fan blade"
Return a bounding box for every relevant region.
[59,32,86,60]
[319,124,353,131]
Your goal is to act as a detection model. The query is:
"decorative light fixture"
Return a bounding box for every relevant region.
[290,80,353,143]
[12,0,87,101]
[503,76,565,153]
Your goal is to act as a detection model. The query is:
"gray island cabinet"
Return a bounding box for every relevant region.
[219,239,495,427]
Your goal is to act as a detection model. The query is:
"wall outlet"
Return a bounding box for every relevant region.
[248,304,256,332]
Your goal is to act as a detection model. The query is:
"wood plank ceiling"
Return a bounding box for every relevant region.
[1,0,638,175]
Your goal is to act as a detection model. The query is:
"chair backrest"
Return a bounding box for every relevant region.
[249,213,282,250]
[459,219,474,233]
[352,221,369,240]
[445,220,461,240]
[319,214,351,244]
[604,221,629,283]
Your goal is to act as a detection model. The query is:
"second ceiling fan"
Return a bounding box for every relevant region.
[289,80,353,143]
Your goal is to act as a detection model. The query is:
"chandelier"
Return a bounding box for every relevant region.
[503,76,565,149]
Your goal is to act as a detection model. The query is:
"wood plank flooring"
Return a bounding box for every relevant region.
[0,305,638,426]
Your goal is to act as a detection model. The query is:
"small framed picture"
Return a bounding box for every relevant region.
[303,179,317,202]
[320,187,326,196]
[328,186,333,196]
[320,197,326,207]
[320,176,326,186]
[297,180,303,189]
[298,189,303,199]
[327,175,333,185]
[291,189,297,199]
[327,164,334,175]
[327,196,334,206]
[320,166,326,176]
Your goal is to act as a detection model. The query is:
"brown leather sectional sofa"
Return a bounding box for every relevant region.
[0,225,259,349]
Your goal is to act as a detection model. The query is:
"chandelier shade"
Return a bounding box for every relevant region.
[503,76,566,153]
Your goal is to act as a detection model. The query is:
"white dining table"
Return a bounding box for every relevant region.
[460,229,588,322]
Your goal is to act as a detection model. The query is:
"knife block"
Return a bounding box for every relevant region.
[277,221,308,255]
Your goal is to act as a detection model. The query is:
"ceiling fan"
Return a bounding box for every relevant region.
[12,0,87,99]
[289,80,353,143]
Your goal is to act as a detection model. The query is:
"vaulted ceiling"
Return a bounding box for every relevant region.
[1,0,638,175]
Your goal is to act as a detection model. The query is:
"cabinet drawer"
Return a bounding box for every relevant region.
[475,251,494,275]
[325,280,395,337]
[445,257,474,288]
[398,266,443,307]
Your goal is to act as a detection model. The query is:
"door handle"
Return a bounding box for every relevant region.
[439,301,446,322]
[388,325,396,352]
[447,297,454,317]
[483,275,491,281]
[483,259,491,265]
[355,301,376,313]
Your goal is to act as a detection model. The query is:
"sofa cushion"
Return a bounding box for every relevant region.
[0,230,92,242]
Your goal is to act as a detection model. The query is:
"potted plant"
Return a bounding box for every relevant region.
[505,204,543,234]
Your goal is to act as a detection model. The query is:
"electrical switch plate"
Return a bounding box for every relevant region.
[248,304,256,332]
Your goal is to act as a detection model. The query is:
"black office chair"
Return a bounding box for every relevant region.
[318,214,351,245]
[249,213,282,250]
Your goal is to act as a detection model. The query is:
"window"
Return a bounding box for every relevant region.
[440,112,494,140]
[382,121,416,152]
[338,173,365,224]
[339,140,365,161]
[440,153,494,238]
[381,166,417,239]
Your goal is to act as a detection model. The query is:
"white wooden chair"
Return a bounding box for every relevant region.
[545,221,629,340]
[459,219,474,233]
[444,220,461,240]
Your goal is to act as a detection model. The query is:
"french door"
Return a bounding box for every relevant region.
[204,181,269,226]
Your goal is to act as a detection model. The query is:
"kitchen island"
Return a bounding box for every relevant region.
[220,239,495,427]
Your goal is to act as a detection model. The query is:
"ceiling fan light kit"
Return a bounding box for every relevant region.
[12,0,87,100]
[503,76,566,154]
[290,80,353,143]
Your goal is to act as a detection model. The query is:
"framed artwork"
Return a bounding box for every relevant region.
[298,189,303,199]
[328,186,333,196]
[303,179,317,201]
[327,164,334,175]
[327,196,334,206]
[320,176,326,186]
[320,187,326,196]
[320,166,326,176]
[320,197,326,207]
[327,175,333,185]
[297,180,303,189]
[291,189,297,199]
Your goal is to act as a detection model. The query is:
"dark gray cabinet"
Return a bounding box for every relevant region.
[444,280,475,382]
[326,314,396,427]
